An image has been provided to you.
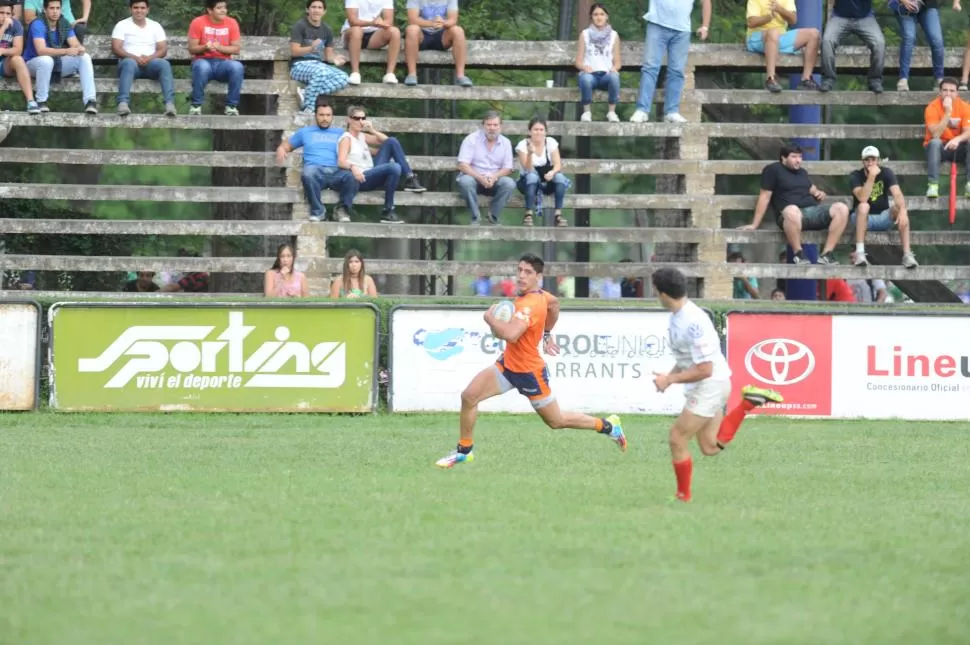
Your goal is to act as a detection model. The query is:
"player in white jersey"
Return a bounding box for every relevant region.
[650,268,782,502]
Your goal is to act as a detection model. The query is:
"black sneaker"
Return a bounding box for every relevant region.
[765,77,782,93]
[792,250,808,264]
[37,102,49,113]
[380,208,402,224]
[868,80,884,94]
[333,205,352,222]
[84,100,98,115]
[403,174,426,193]
[818,252,839,265]
[798,78,819,91]
[818,79,834,93]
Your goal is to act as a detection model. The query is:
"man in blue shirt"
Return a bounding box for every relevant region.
[23,0,96,113]
[0,3,40,113]
[820,0,885,93]
[275,98,356,222]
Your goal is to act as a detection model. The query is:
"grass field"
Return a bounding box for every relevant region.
[2,412,969,645]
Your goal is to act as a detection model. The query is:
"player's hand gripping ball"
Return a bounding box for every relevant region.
[491,300,516,323]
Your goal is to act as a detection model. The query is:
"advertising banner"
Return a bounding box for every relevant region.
[49,303,378,412]
[389,306,698,414]
[0,300,41,410]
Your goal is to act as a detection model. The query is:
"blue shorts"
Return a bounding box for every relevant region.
[493,357,555,409]
[419,29,448,51]
[746,30,801,55]
[850,208,895,231]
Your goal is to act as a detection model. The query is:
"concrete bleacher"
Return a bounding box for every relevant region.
[0,36,965,298]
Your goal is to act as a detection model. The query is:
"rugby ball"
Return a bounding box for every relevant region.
[492,300,516,323]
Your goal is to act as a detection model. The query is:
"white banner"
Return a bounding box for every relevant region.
[389,307,691,414]
[831,315,970,420]
[0,301,40,410]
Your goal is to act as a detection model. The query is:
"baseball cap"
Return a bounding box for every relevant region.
[861,145,880,159]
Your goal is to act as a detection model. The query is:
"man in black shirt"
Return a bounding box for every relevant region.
[740,144,849,265]
[849,145,918,268]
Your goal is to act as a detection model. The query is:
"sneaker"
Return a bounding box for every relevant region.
[224,105,239,116]
[741,385,783,406]
[765,77,782,93]
[348,72,361,85]
[629,109,649,123]
[189,105,202,116]
[852,251,870,267]
[455,76,473,87]
[37,101,49,113]
[84,100,98,115]
[663,112,687,123]
[334,205,352,222]
[380,208,402,224]
[902,251,919,268]
[308,213,323,223]
[606,111,619,122]
[470,218,480,227]
[606,414,626,452]
[435,448,474,468]
[26,101,40,115]
[404,74,418,86]
[961,82,970,92]
[869,80,884,94]
[580,111,592,122]
[382,73,398,84]
[797,77,819,91]
[164,102,177,117]
[792,250,808,264]
[926,183,939,198]
[897,78,909,92]
[116,102,131,116]
[817,252,838,265]
[403,174,426,193]
[819,79,834,92]
[296,86,305,106]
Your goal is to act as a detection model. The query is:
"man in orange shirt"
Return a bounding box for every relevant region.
[435,253,627,468]
[924,77,970,198]
[187,0,243,115]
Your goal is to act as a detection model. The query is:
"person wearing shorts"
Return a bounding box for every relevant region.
[744,0,819,93]
[650,267,782,502]
[740,144,849,265]
[403,0,471,87]
[434,253,627,468]
[849,144,919,268]
[340,0,399,85]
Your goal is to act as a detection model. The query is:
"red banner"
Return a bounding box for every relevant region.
[726,313,833,416]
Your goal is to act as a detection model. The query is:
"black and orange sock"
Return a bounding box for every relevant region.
[595,417,612,434]
[457,439,473,454]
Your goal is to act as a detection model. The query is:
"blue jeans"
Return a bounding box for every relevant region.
[372,137,413,177]
[517,171,569,210]
[897,8,943,80]
[117,58,174,105]
[578,71,619,106]
[354,162,402,210]
[191,58,244,107]
[301,165,356,220]
[635,22,690,115]
[456,174,516,223]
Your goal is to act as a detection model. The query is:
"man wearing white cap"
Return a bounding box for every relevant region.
[849,145,918,268]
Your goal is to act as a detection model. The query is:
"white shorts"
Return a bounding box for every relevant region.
[683,379,732,418]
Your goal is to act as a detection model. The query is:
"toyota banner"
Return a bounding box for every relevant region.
[726,311,970,420]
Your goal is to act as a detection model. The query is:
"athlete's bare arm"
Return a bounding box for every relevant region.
[484,308,528,343]
[542,291,560,332]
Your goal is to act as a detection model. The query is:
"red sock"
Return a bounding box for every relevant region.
[717,399,756,446]
[672,457,693,501]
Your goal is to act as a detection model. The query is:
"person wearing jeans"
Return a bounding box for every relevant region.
[338,105,406,223]
[187,0,243,115]
[515,117,569,227]
[923,78,970,198]
[456,111,516,225]
[893,0,949,91]
[820,0,884,93]
[23,0,96,113]
[575,3,621,122]
[111,0,175,116]
[630,0,710,124]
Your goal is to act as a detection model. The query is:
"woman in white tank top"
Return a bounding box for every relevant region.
[574,3,621,122]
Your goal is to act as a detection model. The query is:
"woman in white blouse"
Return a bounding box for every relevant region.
[575,3,621,122]
[515,117,570,227]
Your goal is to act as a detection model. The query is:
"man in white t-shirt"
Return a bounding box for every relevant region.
[341,0,400,85]
[336,104,407,223]
[650,267,782,502]
[111,0,174,116]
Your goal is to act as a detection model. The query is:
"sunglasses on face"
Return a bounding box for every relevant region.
[350,115,366,121]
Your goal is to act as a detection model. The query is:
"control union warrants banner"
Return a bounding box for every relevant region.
[388,306,712,414]
[49,303,378,412]
[726,312,970,420]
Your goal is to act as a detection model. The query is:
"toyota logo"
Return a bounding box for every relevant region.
[744,339,815,386]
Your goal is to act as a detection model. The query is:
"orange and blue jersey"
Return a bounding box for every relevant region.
[494,290,552,404]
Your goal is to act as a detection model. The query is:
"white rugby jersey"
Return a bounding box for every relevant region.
[668,300,731,385]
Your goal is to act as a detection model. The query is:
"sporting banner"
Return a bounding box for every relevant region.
[389,306,697,414]
[0,300,41,410]
[726,311,970,420]
[49,303,378,412]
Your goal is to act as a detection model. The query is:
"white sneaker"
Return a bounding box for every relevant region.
[606,111,619,122]
[897,78,909,92]
[902,251,919,268]
[629,109,649,123]
[663,112,688,123]
[580,111,592,122]
[852,251,869,267]
[382,73,398,84]
[348,72,361,85]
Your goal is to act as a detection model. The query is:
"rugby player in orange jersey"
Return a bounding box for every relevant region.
[435,252,627,468]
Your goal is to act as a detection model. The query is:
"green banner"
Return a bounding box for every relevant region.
[50,303,378,412]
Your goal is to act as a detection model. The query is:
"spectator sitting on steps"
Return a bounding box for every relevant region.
[24,0,97,114]
[744,0,820,93]
[330,248,377,298]
[0,3,40,114]
[264,243,308,297]
[111,0,176,117]
[515,117,570,228]
[849,145,918,268]
[341,0,400,85]
[186,0,243,116]
[24,0,87,43]
[729,251,759,299]
[124,270,159,292]
[820,0,885,94]
[456,111,515,226]
[924,77,970,199]
[404,0,472,87]
[289,0,349,114]
[337,104,409,224]
[740,144,848,266]
[575,3,621,123]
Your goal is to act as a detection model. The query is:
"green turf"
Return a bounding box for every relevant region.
[2,412,968,645]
